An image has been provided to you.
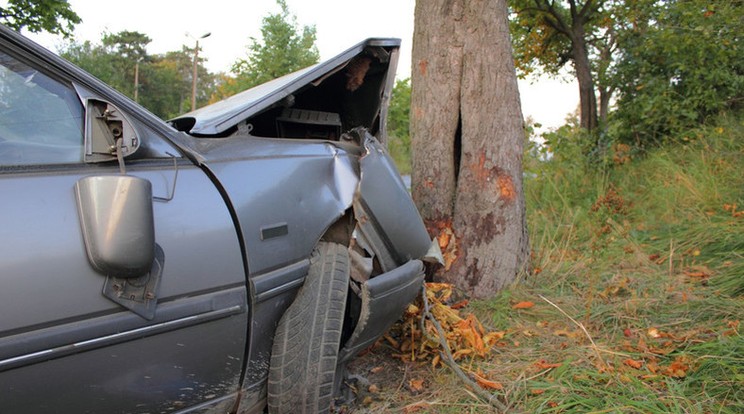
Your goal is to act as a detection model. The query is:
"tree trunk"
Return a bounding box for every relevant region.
[411,0,529,298]
[571,22,598,131]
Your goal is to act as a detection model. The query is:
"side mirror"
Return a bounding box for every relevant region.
[84,99,139,163]
[75,175,155,278]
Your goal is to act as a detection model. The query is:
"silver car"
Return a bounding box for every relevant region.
[0,24,434,414]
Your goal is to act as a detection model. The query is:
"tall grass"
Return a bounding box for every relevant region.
[492,114,744,413]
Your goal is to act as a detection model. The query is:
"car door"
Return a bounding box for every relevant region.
[0,44,248,413]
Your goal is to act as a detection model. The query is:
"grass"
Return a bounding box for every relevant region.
[353,114,743,413]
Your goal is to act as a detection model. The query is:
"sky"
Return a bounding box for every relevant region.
[22,0,578,129]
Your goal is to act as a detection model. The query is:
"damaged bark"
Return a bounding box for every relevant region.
[411,0,529,298]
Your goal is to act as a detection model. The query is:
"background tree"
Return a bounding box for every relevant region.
[509,0,624,131]
[61,32,214,119]
[213,0,319,99]
[387,78,412,174]
[612,0,743,144]
[411,0,530,298]
[0,0,80,37]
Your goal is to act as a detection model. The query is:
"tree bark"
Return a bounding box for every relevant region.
[411,0,529,298]
[571,21,598,131]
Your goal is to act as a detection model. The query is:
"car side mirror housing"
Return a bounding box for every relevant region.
[84,99,139,163]
[75,175,155,278]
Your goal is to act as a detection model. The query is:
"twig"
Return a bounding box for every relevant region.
[538,294,607,367]
[420,285,509,412]
[669,239,675,278]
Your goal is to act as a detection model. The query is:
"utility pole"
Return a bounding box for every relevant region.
[190,32,211,112]
[134,58,142,102]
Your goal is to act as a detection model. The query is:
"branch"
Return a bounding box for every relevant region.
[420,285,509,412]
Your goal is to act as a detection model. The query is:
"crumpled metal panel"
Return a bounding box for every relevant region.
[354,130,433,270]
[338,259,425,364]
[170,39,401,135]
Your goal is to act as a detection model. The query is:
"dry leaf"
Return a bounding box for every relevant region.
[531,389,546,395]
[408,379,425,393]
[470,371,504,390]
[535,359,562,370]
[403,401,431,413]
[512,301,535,309]
[368,384,380,393]
[450,299,470,309]
[370,366,383,374]
[662,357,690,378]
[623,359,644,369]
[647,328,661,338]
[683,265,713,278]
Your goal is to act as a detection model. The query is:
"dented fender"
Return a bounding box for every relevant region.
[351,129,433,271]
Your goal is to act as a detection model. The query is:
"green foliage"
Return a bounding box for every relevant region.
[612,0,744,144]
[0,0,80,38]
[486,113,744,412]
[61,32,215,119]
[387,78,411,174]
[214,0,319,99]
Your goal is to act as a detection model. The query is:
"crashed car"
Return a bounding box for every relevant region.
[0,24,437,413]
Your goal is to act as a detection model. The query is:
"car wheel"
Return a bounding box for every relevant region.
[268,242,350,414]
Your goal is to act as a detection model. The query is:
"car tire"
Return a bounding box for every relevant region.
[268,242,350,414]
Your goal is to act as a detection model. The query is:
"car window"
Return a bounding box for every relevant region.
[0,51,84,166]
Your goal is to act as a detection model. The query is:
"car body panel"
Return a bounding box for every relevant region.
[0,164,248,413]
[0,23,433,413]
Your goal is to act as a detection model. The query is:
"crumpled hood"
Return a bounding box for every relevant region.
[170,38,400,136]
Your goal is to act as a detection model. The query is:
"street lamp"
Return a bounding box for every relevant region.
[190,32,211,112]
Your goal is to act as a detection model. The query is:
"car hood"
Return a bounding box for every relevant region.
[170,38,400,137]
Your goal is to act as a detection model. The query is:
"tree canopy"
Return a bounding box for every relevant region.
[510,0,743,148]
[0,0,80,38]
[213,0,319,99]
[61,31,215,119]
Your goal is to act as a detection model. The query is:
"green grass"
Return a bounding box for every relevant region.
[486,113,744,413]
[360,114,743,413]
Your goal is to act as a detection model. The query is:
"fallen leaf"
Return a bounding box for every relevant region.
[431,354,440,368]
[647,328,661,338]
[370,366,383,374]
[450,299,470,309]
[471,371,504,390]
[403,401,431,413]
[662,357,690,378]
[408,379,425,394]
[535,359,561,370]
[531,389,546,395]
[512,301,535,309]
[548,401,558,408]
[483,331,506,345]
[683,265,713,278]
[368,384,380,393]
[383,334,400,348]
[623,359,644,369]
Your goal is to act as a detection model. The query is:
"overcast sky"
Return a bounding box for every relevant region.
[23,0,578,129]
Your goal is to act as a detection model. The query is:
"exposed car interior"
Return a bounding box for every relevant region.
[171,46,393,141]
